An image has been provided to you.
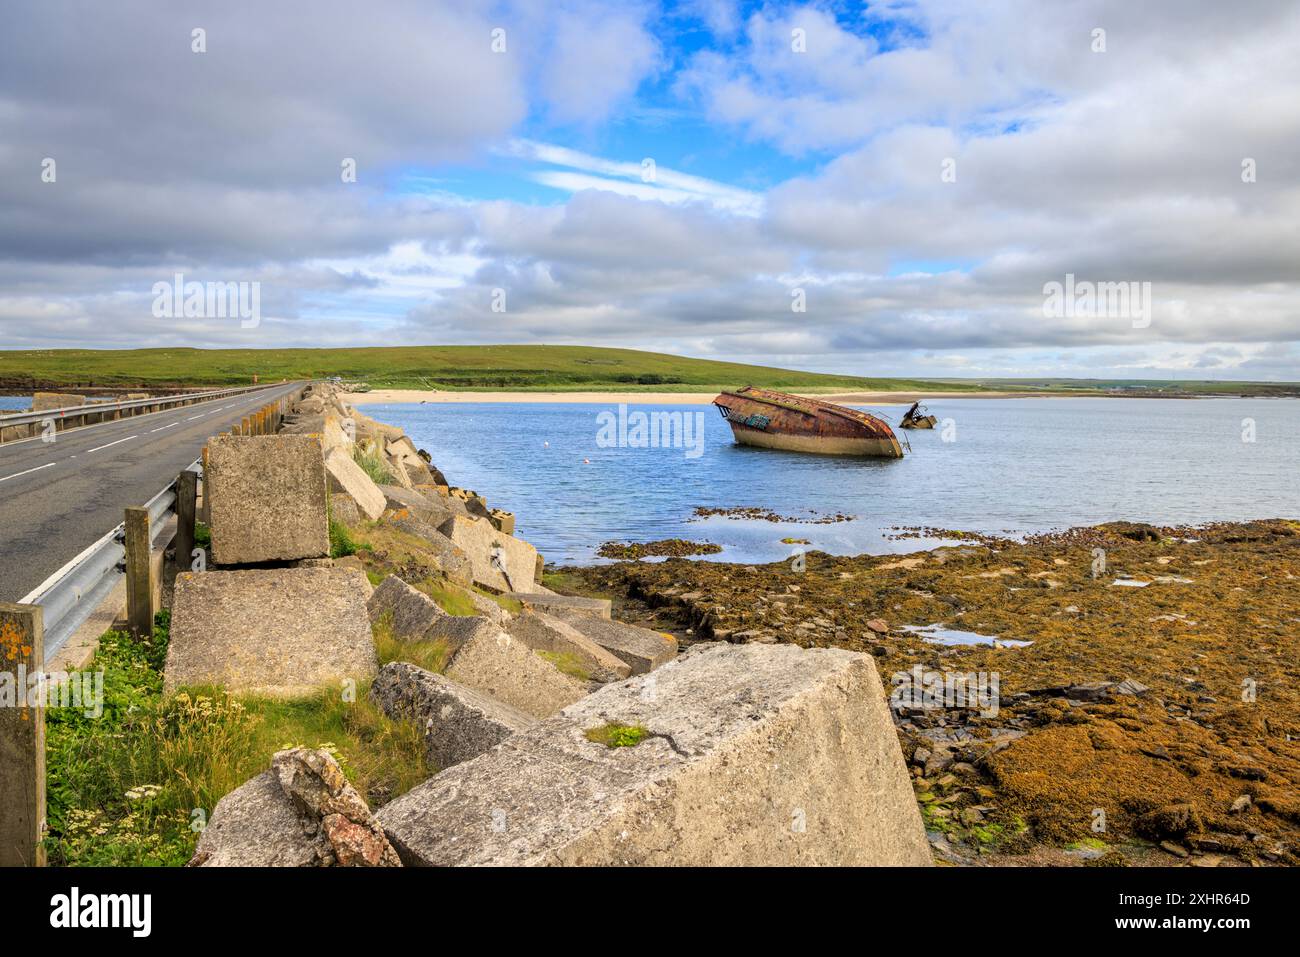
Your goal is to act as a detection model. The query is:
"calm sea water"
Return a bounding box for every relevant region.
[366,397,1299,565]
[0,396,28,411]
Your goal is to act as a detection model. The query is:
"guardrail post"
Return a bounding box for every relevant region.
[200,446,211,525]
[175,471,197,571]
[124,506,154,638]
[0,603,46,866]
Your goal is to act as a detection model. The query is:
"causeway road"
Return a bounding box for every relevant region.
[0,382,302,603]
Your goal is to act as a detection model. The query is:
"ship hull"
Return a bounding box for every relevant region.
[728,426,902,456]
[713,387,904,458]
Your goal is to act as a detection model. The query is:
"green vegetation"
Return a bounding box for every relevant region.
[0,345,979,394]
[584,722,651,748]
[194,521,211,548]
[328,519,357,558]
[2,345,1294,395]
[371,615,454,674]
[537,650,591,682]
[352,442,395,484]
[45,610,428,866]
[5,345,1292,395]
[417,579,479,616]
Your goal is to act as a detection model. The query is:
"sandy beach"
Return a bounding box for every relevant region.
[345,388,1055,406]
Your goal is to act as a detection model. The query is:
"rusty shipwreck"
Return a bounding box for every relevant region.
[712,386,904,457]
[899,401,938,429]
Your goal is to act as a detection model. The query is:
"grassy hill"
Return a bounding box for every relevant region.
[2,346,1294,396]
[0,345,979,394]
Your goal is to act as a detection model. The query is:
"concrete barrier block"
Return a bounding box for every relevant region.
[550,608,677,675]
[382,514,474,586]
[506,610,631,683]
[376,643,932,866]
[378,485,453,528]
[207,434,329,564]
[324,446,386,521]
[369,662,535,770]
[443,624,588,719]
[32,391,84,411]
[367,575,446,641]
[438,514,538,593]
[165,567,376,696]
[506,592,612,619]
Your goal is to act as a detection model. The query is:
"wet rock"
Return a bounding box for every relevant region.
[1137,803,1203,840]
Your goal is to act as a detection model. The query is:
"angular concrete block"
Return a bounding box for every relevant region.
[550,608,677,675]
[506,610,631,683]
[207,434,329,564]
[443,624,588,719]
[329,492,362,527]
[324,446,386,521]
[506,592,612,620]
[383,514,474,586]
[377,643,931,867]
[31,392,84,411]
[367,575,446,641]
[369,662,535,770]
[321,415,353,453]
[378,485,453,528]
[438,514,537,593]
[165,567,377,695]
[423,613,500,650]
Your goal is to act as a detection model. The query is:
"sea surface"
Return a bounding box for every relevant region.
[0,396,29,411]
[366,397,1298,565]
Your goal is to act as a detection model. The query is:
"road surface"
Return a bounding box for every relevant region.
[0,382,302,603]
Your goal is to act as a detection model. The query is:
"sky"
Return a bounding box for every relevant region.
[1,0,1298,380]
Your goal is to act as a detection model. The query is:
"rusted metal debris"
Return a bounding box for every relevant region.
[899,401,938,430]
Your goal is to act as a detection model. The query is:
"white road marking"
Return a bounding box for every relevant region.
[186,414,205,421]
[0,462,55,483]
[86,435,138,453]
[149,423,179,433]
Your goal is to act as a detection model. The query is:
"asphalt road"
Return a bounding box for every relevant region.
[0,382,302,603]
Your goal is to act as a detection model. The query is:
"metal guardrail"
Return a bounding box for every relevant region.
[0,382,279,433]
[18,461,202,658]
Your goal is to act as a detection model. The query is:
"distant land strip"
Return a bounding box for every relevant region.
[1,346,1296,398]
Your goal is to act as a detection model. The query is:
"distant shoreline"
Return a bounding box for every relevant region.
[345,388,1069,406]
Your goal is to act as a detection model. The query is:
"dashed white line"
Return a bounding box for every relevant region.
[186,414,205,421]
[149,423,179,433]
[86,435,138,453]
[0,462,55,483]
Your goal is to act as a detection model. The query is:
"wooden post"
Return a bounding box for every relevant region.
[124,506,154,638]
[241,416,251,436]
[175,471,197,571]
[0,603,46,866]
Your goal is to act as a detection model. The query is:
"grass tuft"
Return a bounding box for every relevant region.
[584,722,650,749]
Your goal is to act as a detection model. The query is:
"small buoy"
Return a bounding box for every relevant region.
[543,441,549,448]
[583,458,590,464]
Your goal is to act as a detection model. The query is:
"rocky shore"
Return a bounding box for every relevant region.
[561,519,1300,867]
[116,382,932,866]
